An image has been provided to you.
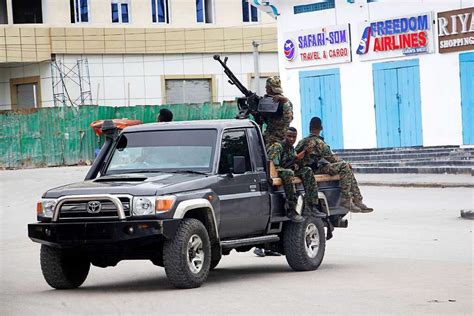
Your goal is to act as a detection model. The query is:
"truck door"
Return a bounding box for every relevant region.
[215,129,269,238]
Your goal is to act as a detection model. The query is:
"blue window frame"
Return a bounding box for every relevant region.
[196,0,213,23]
[152,0,169,23]
[242,0,258,22]
[112,1,130,23]
[70,0,89,23]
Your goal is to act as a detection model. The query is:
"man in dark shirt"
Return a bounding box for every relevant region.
[296,117,373,213]
[157,108,173,122]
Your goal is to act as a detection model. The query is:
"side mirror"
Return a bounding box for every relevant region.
[232,156,246,175]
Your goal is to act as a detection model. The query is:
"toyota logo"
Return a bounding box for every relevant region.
[87,201,102,214]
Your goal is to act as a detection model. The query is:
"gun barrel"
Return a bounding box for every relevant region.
[214,55,252,97]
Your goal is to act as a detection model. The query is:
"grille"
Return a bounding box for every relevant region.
[59,197,131,220]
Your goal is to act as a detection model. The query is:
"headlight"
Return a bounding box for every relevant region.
[132,195,176,216]
[37,199,57,218]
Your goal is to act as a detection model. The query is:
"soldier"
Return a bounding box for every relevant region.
[255,127,321,257]
[281,127,321,215]
[296,117,373,213]
[263,77,302,222]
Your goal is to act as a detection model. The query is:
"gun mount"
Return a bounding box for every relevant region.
[213,55,280,121]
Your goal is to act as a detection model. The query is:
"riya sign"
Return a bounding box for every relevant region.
[438,7,474,53]
[356,13,435,61]
[283,24,352,69]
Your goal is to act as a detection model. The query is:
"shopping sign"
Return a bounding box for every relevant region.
[438,7,474,53]
[356,13,435,61]
[283,24,352,69]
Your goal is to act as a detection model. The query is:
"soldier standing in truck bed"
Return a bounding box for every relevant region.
[263,77,302,222]
[296,117,373,213]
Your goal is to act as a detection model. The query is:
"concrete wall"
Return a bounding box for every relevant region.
[3,0,275,27]
[0,52,278,109]
[272,0,474,148]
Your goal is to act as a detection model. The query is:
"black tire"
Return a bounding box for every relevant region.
[283,216,326,271]
[163,218,211,289]
[40,245,90,289]
[210,258,220,271]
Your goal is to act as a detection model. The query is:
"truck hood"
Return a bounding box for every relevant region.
[43,173,215,198]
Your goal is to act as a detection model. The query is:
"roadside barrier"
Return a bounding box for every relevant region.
[0,102,236,168]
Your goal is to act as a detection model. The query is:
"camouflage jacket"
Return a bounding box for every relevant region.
[295,133,340,168]
[263,98,293,145]
[280,143,296,168]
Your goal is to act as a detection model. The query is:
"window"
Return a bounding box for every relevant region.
[152,0,169,23]
[112,0,130,23]
[10,77,41,110]
[242,0,258,23]
[70,0,89,23]
[165,79,212,104]
[106,130,218,174]
[218,130,252,174]
[12,0,43,24]
[0,0,7,24]
[196,0,213,23]
[294,0,335,14]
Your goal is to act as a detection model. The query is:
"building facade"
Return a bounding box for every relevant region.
[266,0,473,148]
[0,0,278,110]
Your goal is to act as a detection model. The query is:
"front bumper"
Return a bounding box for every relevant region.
[28,219,181,248]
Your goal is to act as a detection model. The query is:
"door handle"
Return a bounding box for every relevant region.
[249,184,257,192]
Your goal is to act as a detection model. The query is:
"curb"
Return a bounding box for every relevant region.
[359,182,474,188]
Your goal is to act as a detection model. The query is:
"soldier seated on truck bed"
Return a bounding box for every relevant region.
[296,117,374,213]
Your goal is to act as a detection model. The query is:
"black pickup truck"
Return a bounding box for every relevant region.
[28,119,349,289]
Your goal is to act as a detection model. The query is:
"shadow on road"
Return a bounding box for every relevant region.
[35,262,341,293]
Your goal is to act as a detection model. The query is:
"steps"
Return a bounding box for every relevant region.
[333,146,474,175]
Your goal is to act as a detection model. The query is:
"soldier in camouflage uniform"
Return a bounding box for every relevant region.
[296,117,373,213]
[280,127,321,215]
[263,77,302,222]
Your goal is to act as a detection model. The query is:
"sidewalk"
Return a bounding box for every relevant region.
[356,173,474,188]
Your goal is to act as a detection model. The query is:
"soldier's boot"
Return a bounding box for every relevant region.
[340,198,362,213]
[353,200,374,213]
[306,201,326,218]
[285,200,304,223]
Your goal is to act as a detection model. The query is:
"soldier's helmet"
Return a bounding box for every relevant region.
[266,76,284,95]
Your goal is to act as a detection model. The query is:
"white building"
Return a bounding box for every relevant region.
[265,0,473,148]
[0,0,278,110]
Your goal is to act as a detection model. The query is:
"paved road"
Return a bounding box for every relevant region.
[1,167,473,315]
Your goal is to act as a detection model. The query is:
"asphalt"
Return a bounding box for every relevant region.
[355,173,474,188]
[0,166,473,315]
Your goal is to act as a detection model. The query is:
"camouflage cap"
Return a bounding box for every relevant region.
[266,76,283,94]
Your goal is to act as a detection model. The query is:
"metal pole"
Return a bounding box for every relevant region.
[252,40,260,95]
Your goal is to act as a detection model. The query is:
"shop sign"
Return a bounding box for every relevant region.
[356,13,435,61]
[438,7,474,53]
[282,24,352,69]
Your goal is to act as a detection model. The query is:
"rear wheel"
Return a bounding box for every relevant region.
[163,218,211,288]
[283,216,326,271]
[40,245,90,289]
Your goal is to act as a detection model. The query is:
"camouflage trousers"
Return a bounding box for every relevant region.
[267,142,318,210]
[278,167,319,211]
[319,161,362,201]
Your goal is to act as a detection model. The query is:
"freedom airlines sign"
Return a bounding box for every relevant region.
[356,13,435,61]
[282,24,352,69]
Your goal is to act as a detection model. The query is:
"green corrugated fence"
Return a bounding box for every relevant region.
[0,102,237,169]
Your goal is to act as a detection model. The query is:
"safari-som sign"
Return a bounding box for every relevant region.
[283,24,352,69]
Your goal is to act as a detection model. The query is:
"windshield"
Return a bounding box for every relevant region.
[105,129,218,174]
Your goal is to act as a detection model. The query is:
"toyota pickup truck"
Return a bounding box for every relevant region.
[28,119,349,289]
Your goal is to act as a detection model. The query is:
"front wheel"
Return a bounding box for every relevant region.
[163,218,211,289]
[40,245,90,289]
[283,216,326,271]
